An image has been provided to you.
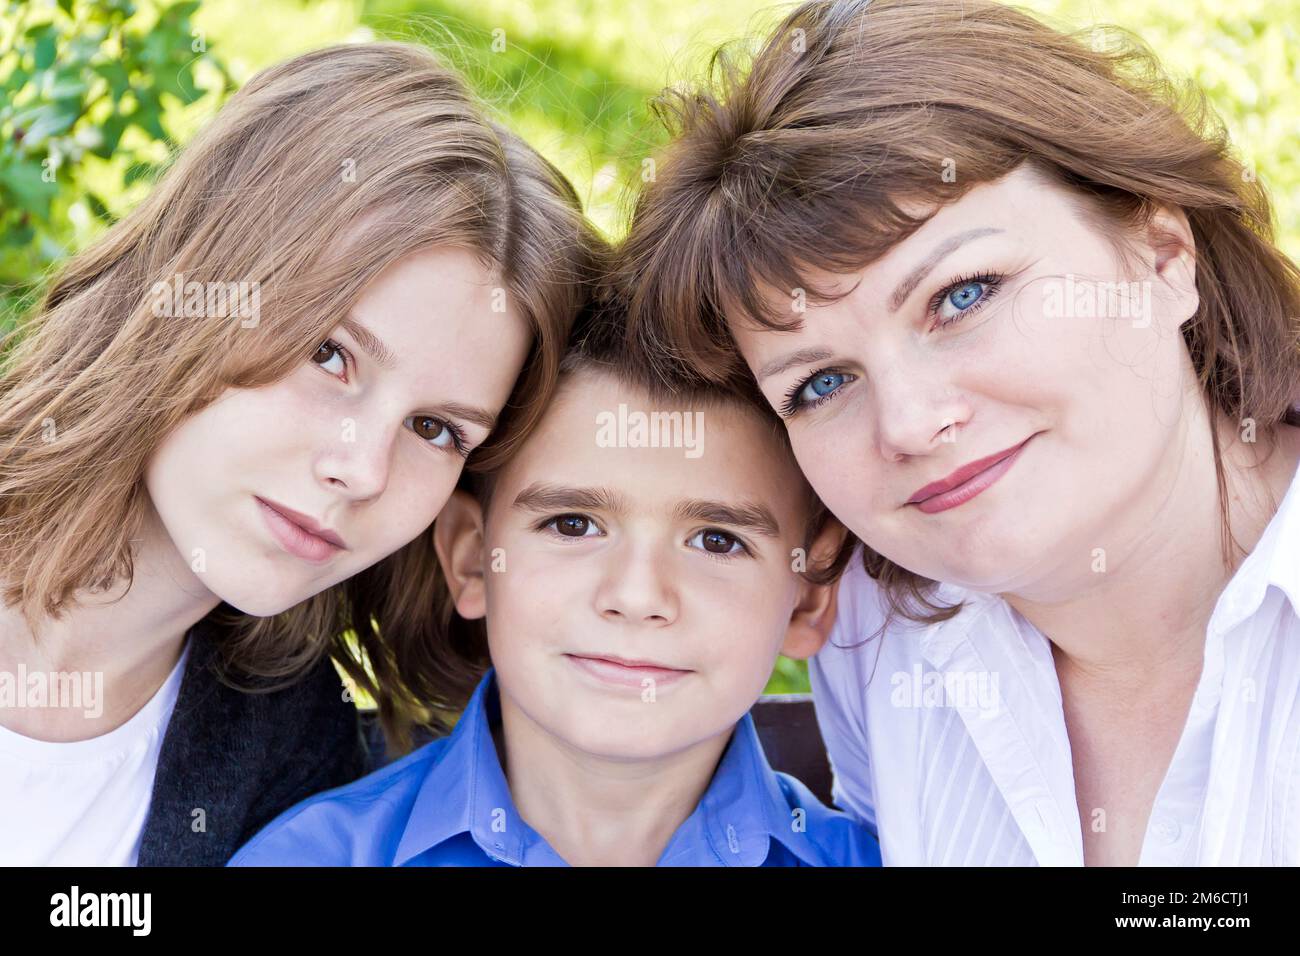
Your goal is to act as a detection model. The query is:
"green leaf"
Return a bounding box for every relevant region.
[0,161,59,219]
[34,32,57,72]
[90,112,128,158]
[93,60,132,100]
[165,0,201,22]
[124,160,158,186]
[84,192,111,221]
[15,103,78,145]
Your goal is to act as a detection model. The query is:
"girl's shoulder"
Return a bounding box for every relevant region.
[226,735,452,866]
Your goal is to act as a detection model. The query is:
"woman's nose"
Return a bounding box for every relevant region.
[871,365,970,462]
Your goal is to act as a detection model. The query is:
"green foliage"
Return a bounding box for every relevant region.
[1,0,1295,697]
[0,0,233,328]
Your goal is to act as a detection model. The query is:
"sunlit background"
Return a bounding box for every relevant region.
[2,0,1296,692]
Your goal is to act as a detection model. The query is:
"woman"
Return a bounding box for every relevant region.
[618,0,1300,864]
[0,42,600,865]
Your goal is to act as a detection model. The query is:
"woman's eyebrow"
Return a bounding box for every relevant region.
[887,227,1006,312]
[511,483,781,536]
[759,346,835,382]
[756,228,1006,382]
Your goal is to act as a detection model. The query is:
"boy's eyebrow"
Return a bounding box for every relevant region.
[512,483,782,537]
[887,227,1005,312]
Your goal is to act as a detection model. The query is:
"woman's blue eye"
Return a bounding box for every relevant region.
[950,281,985,308]
[781,368,856,417]
[937,279,990,323]
[797,371,845,405]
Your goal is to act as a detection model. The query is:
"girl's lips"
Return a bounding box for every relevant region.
[256,496,345,564]
[910,434,1035,514]
[564,654,692,690]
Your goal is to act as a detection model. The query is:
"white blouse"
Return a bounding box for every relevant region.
[809,457,1300,866]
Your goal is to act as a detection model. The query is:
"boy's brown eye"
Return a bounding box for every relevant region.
[555,515,590,537]
[701,530,738,554]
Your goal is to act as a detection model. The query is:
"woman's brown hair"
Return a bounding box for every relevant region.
[0,42,604,751]
[617,0,1300,630]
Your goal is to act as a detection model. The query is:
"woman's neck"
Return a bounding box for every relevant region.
[0,503,220,742]
[1005,408,1300,688]
[493,687,733,866]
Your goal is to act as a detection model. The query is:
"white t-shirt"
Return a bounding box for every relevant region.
[810,453,1300,865]
[0,638,190,865]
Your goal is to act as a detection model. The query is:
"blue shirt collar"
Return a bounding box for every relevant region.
[394,668,827,866]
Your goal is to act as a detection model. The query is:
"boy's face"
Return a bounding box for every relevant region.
[469,371,831,760]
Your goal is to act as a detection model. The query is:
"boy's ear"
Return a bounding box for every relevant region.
[432,489,488,621]
[780,517,850,660]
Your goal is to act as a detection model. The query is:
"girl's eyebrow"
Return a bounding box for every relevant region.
[512,482,781,537]
[339,314,497,431]
[340,314,399,370]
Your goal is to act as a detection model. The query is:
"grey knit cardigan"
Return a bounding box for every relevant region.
[135,612,370,866]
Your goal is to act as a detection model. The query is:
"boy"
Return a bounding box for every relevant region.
[227,305,878,866]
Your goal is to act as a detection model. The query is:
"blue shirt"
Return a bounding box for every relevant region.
[228,668,881,866]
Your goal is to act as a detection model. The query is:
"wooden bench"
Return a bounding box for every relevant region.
[358,693,834,806]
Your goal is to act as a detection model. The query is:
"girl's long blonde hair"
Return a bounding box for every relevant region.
[0,41,604,751]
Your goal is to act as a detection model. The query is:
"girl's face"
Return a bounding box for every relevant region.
[731,164,1202,601]
[145,246,531,616]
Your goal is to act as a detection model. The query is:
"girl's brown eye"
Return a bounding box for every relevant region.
[410,416,446,441]
[313,340,347,377]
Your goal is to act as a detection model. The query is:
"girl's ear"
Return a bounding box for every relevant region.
[432,489,488,621]
[780,517,849,660]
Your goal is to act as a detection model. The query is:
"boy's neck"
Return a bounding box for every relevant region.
[490,684,735,866]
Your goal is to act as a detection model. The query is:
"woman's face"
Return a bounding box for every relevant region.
[145,246,531,616]
[731,164,1202,600]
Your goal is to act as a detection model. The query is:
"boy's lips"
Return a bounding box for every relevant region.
[564,653,692,689]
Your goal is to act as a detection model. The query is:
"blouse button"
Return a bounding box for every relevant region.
[1151,817,1182,844]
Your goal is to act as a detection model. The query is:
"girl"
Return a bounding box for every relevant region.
[618,0,1300,865]
[0,41,600,865]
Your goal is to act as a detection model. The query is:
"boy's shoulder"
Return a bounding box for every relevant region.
[769,768,882,867]
[227,734,454,866]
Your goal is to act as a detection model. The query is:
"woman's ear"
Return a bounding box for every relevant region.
[781,517,849,660]
[1144,205,1199,328]
[432,489,488,621]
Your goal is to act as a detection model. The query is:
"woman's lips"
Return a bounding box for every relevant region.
[564,654,692,689]
[909,434,1035,514]
[256,496,345,564]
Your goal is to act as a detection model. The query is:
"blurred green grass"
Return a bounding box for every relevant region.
[10,0,1299,694]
